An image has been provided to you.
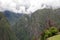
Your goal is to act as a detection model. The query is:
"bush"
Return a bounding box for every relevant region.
[49,27,59,36]
[41,27,59,40]
[44,30,52,38]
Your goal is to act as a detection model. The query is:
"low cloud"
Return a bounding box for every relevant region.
[0,0,60,14]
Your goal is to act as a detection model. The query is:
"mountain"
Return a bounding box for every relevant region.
[3,10,23,25]
[12,14,31,40]
[12,8,60,40]
[0,12,17,40]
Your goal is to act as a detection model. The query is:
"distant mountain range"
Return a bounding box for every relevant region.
[3,10,23,25]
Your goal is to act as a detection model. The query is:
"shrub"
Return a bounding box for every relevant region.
[49,27,59,36]
[41,27,59,40]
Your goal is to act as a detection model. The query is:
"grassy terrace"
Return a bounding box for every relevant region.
[48,35,60,40]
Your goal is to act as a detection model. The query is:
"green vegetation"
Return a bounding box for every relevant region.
[0,12,17,40]
[41,27,59,40]
[48,35,60,40]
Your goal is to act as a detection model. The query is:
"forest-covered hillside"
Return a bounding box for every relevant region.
[12,8,60,40]
[0,12,17,40]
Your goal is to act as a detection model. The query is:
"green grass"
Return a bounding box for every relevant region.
[48,35,60,40]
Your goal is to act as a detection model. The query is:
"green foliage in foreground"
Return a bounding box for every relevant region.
[48,35,60,40]
[41,27,59,40]
[0,13,17,40]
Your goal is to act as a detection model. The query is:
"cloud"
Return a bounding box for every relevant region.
[0,0,60,14]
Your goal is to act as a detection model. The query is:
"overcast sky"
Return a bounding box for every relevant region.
[0,0,60,14]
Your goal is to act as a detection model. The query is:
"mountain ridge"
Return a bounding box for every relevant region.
[3,10,23,25]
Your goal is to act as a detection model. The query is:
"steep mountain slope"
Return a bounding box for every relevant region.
[30,8,60,39]
[28,9,54,39]
[3,10,23,25]
[31,8,60,28]
[0,12,17,40]
[12,8,60,40]
[12,14,31,40]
